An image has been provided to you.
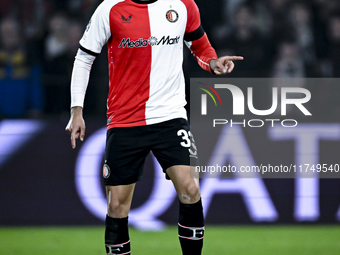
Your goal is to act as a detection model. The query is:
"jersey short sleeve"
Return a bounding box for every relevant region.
[79,1,118,55]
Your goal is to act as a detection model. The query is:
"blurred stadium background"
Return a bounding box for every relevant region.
[1,0,340,254]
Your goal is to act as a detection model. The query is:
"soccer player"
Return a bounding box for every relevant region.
[65,0,243,254]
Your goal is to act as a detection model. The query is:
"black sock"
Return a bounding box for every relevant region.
[178,198,205,255]
[105,215,131,254]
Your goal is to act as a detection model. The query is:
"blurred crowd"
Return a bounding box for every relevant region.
[0,0,339,120]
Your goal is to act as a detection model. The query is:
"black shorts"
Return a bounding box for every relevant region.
[102,118,199,186]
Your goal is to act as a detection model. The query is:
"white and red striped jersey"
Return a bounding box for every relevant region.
[79,0,217,128]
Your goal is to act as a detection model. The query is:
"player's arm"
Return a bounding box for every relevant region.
[65,49,96,149]
[183,0,243,75]
[187,29,243,75]
[186,33,243,75]
[65,1,111,148]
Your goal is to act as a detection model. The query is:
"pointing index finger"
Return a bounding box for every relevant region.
[227,56,244,61]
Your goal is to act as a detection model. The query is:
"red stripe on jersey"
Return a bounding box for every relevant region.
[107,1,151,128]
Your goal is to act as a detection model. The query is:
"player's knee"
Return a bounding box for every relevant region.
[180,183,200,203]
[108,200,130,218]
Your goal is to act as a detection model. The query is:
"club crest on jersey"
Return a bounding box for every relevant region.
[166,10,179,23]
[103,164,111,179]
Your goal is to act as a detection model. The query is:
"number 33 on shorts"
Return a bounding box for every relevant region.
[177,129,198,157]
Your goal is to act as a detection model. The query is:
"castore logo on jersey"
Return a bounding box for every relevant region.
[121,15,132,22]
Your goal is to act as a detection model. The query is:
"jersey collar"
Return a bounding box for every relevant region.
[131,0,158,4]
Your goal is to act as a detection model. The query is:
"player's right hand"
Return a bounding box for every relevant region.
[65,106,86,149]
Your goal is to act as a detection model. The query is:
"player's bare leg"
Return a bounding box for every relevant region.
[167,165,200,204]
[167,165,204,255]
[105,184,135,255]
[106,184,135,218]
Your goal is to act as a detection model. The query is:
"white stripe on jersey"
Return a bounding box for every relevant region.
[146,1,187,124]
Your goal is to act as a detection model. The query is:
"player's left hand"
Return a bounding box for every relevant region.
[210,56,244,75]
[65,106,86,149]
